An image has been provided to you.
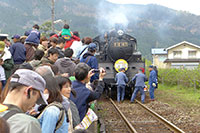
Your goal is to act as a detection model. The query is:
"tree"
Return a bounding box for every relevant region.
[40,21,52,37]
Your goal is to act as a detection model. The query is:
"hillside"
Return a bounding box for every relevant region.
[0,0,200,59]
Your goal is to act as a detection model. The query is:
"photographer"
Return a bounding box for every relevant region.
[70,63,106,121]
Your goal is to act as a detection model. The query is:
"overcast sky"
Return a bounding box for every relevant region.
[107,0,200,15]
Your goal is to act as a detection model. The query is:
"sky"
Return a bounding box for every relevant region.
[107,0,200,15]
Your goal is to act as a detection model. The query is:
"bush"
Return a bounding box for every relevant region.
[158,68,200,89]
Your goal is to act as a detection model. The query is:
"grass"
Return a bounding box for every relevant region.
[156,84,200,108]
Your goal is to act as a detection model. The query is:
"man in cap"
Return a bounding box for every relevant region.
[130,68,147,103]
[148,65,157,101]
[80,43,99,83]
[10,35,26,66]
[0,69,46,133]
[115,68,128,102]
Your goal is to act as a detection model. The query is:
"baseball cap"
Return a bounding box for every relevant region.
[88,43,97,50]
[12,34,20,39]
[149,65,153,68]
[10,69,47,105]
[0,41,5,51]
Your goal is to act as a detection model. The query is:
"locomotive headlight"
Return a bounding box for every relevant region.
[117,30,124,36]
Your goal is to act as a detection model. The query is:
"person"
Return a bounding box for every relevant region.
[130,69,147,103]
[115,68,128,102]
[70,63,106,121]
[41,48,59,65]
[55,48,76,77]
[64,31,81,49]
[0,117,10,133]
[56,76,80,132]
[0,69,46,133]
[77,37,92,59]
[80,43,98,83]
[148,65,157,101]
[37,75,69,133]
[0,41,9,90]
[0,34,14,80]
[70,32,82,58]
[25,24,40,45]
[153,66,158,89]
[10,34,26,65]
[55,37,65,58]
[29,50,44,68]
[59,24,73,41]
[49,37,58,48]
[38,36,49,52]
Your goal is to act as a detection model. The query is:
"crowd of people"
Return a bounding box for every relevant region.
[0,24,106,133]
[0,23,158,133]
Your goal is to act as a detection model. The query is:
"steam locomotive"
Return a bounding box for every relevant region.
[93,29,145,98]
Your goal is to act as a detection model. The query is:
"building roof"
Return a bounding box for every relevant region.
[165,41,200,51]
[151,48,167,55]
[164,59,200,63]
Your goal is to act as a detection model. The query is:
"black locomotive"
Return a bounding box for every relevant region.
[93,29,145,99]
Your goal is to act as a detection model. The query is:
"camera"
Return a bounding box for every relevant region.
[93,69,100,73]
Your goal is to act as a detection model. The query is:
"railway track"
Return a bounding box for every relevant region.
[107,98,185,133]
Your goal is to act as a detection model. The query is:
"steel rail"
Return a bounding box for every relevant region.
[109,98,138,133]
[135,100,185,133]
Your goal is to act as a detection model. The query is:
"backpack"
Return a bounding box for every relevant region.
[37,102,65,131]
[1,104,22,120]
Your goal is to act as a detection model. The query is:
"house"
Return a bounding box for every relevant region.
[152,48,167,68]
[152,41,200,69]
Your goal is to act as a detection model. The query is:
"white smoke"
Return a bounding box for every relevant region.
[96,1,130,33]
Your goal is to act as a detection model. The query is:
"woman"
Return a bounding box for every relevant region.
[56,76,80,132]
[38,75,68,133]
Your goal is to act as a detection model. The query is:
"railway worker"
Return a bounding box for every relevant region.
[115,68,128,103]
[130,69,147,103]
[148,65,157,101]
[70,63,106,121]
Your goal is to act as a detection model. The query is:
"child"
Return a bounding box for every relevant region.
[59,24,73,41]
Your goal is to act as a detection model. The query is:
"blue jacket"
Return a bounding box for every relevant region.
[70,80,104,121]
[80,52,98,82]
[25,29,40,45]
[115,72,128,86]
[132,72,147,87]
[38,106,69,133]
[9,42,26,64]
[148,70,157,86]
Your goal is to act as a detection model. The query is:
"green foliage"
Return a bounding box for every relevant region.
[145,59,152,77]
[40,21,52,37]
[158,68,200,89]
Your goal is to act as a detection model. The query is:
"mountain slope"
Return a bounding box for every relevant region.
[0,0,200,59]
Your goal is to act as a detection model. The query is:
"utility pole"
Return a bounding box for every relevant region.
[51,0,55,32]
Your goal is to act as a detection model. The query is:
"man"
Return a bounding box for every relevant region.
[70,63,106,121]
[148,65,157,101]
[10,34,26,65]
[41,48,59,65]
[80,43,98,82]
[115,68,128,102]
[130,69,147,103]
[55,37,65,58]
[0,34,14,80]
[54,48,76,77]
[0,69,46,133]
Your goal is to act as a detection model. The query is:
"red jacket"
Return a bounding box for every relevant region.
[64,35,80,49]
